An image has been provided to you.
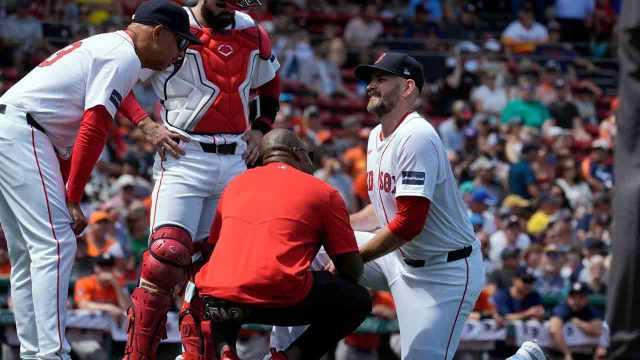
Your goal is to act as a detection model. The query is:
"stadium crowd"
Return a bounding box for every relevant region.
[0,0,621,359]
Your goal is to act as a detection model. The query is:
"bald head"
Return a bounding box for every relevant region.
[261,129,314,174]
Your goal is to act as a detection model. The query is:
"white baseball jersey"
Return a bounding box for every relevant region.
[1,31,140,159]
[366,111,476,258]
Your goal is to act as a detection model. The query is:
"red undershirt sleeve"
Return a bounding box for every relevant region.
[118,91,148,125]
[66,105,113,204]
[58,157,71,185]
[387,196,431,241]
[253,73,281,127]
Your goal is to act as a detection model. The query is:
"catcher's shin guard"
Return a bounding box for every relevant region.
[179,286,215,360]
[123,226,193,359]
[123,287,172,360]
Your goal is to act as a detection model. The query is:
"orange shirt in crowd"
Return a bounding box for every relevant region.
[473,288,495,312]
[74,274,125,305]
[195,162,358,307]
[345,291,396,349]
[0,262,10,277]
[343,146,366,178]
[85,235,117,258]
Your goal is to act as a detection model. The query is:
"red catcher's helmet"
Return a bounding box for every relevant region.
[226,0,263,10]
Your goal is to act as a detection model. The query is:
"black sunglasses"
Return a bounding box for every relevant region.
[292,147,314,162]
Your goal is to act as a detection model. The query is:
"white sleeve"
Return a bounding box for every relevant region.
[501,23,518,39]
[394,131,445,200]
[250,54,280,89]
[84,52,140,118]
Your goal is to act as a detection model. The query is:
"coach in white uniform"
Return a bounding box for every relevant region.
[0,1,201,359]
[348,52,485,359]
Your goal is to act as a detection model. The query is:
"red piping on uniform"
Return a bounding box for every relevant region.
[32,128,64,360]
[151,158,166,230]
[444,257,470,360]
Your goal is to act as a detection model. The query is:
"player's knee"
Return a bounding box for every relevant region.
[141,225,193,289]
[347,284,373,320]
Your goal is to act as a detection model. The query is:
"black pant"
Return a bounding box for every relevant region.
[209,271,372,360]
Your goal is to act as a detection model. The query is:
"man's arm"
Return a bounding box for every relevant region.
[550,316,573,359]
[118,92,187,160]
[332,252,363,282]
[571,317,603,337]
[350,204,379,232]
[359,196,430,263]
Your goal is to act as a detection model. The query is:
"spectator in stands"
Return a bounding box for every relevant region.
[70,254,130,360]
[489,215,530,265]
[341,121,367,178]
[501,7,549,53]
[548,79,581,130]
[439,100,470,154]
[494,268,545,322]
[404,6,438,39]
[527,193,562,238]
[126,201,149,269]
[315,153,357,213]
[536,60,563,106]
[300,106,323,146]
[469,288,496,320]
[549,282,603,360]
[335,290,396,360]
[501,78,551,130]
[444,41,481,106]
[508,143,540,200]
[471,69,508,123]
[582,139,614,192]
[535,245,568,297]
[343,4,383,49]
[299,44,354,99]
[84,211,124,259]
[278,30,314,81]
[442,2,480,40]
[468,188,497,235]
[555,0,595,43]
[555,158,593,213]
[523,243,544,275]
[487,247,521,292]
[582,254,607,295]
[470,156,503,201]
[576,192,612,242]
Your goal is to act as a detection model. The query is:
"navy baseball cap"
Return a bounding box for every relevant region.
[132,0,202,46]
[355,52,425,93]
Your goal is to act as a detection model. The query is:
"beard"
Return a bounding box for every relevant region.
[201,0,235,30]
[367,84,399,117]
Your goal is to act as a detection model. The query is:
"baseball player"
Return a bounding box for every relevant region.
[117,1,281,359]
[271,53,485,360]
[0,1,200,359]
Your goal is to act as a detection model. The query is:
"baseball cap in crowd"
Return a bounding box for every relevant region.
[132,0,202,47]
[355,52,425,93]
[88,211,110,225]
[501,247,520,260]
[94,253,116,268]
[502,195,531,209]
[584,237,608,253]
[568,282,590,296]
[470,213,484,227]
[470,157,495,173]
[515,267,536,283]
[471,188,497,207]
[115,174,137,191]
[483,39,501,53]
[505,215,520,228]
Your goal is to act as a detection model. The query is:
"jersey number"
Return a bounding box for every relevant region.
[39,42,82,67]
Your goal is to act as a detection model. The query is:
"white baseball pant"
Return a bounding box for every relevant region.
[0,105,75,360]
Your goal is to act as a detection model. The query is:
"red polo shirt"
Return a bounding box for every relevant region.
[195,162,359,307]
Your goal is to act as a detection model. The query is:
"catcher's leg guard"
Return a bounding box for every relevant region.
[123,226,193,360]
[179,284,216,360]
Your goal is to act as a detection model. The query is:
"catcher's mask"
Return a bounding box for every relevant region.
[225,0,263,10]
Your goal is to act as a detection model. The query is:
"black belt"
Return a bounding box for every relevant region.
[200,142,237,155]
[403,245,473,268]
[0,104,46,133]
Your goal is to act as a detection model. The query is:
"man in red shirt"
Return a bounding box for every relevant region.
[194,129,371,360]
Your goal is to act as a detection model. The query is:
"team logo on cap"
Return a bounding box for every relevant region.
[375,53,386,64]
[218,44,234,57]
[403,68,410,76]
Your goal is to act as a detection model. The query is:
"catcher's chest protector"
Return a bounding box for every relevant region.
[157,21,274,135]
